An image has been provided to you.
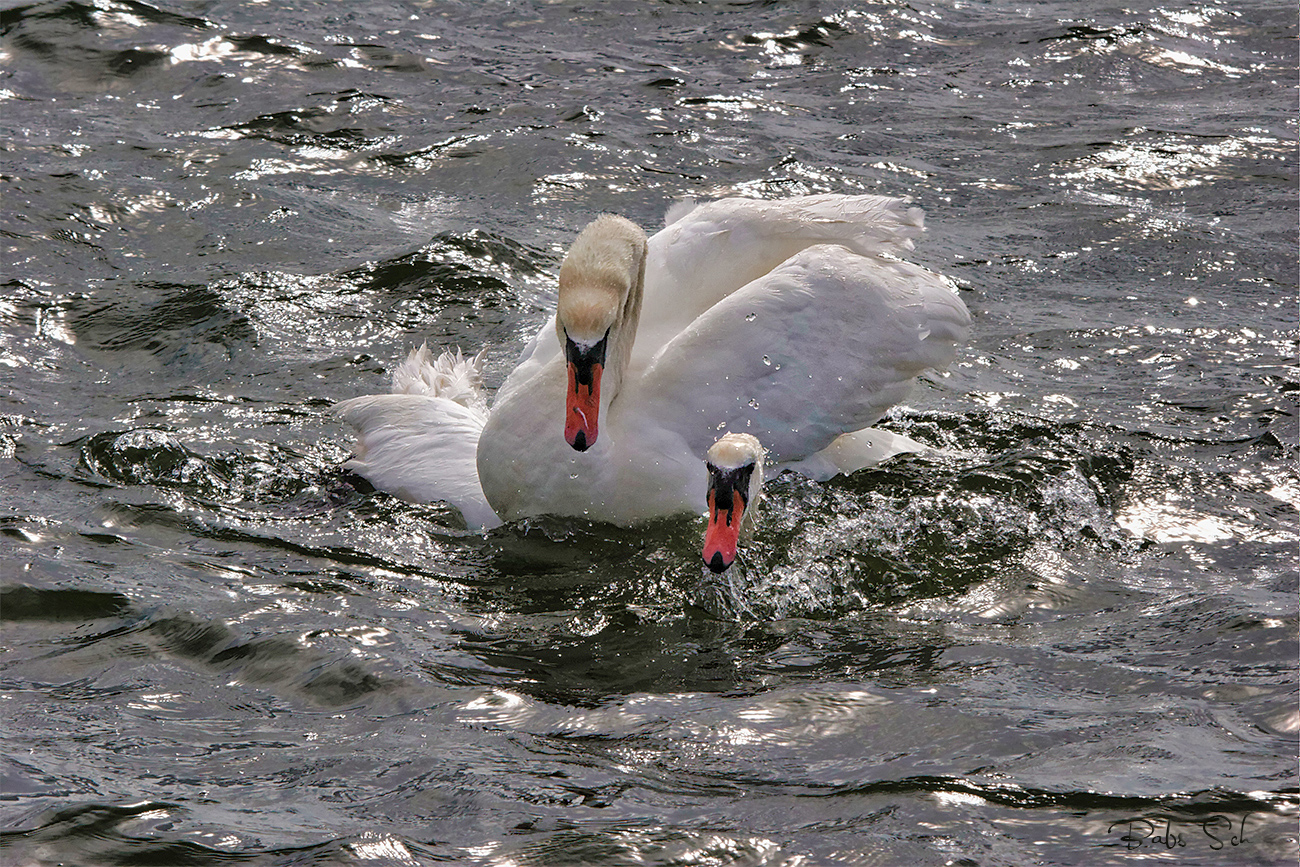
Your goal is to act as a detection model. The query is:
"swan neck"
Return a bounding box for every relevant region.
[555,214,648,400]
[609,244,645,392]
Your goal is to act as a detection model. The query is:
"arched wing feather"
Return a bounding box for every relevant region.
[501,194,931,392]
[636,194,925,355]
[632,244,969,465]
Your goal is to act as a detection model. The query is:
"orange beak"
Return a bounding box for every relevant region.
[703,485,746,574]
[565,360,602,451]
[563,331,609,452]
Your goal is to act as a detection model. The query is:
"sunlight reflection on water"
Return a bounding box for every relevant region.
[0,0,1294,864]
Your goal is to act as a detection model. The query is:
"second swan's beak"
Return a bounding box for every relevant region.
[564,332,607,451]
[702,461,754,573]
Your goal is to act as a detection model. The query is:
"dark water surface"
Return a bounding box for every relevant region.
[2,1,1297,865]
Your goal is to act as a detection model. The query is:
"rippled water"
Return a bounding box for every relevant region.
[2,1,1297,865]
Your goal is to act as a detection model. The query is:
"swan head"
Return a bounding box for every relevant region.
[702,432,765,574]
[556,214,647,451]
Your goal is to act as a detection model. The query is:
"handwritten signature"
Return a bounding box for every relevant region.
[1108,813,1255,851]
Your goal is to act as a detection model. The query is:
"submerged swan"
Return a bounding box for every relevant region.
[336,194,971,530]
[702,432,765,574]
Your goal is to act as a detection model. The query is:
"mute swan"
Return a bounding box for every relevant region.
[336,194,971,530]
[702,432,765,574]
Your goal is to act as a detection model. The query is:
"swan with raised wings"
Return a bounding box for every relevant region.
[336,194,970,530]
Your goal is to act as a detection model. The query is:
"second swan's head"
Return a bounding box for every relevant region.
[556,214,647,451]
[702,432,765,574]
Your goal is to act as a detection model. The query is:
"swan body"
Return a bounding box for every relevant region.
[336,194,971,530]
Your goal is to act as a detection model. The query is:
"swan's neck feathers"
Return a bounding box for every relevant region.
[556,214,647,396]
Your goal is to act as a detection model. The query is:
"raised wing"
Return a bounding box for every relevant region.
[631,243,970,464]
[493,195,931,397]
[635,194,926,358]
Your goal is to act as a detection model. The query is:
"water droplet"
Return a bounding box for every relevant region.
[762,355,771,366]
[745,312,756,321]
[748,398,759,408]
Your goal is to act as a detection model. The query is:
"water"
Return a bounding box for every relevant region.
[1,1,1296,864]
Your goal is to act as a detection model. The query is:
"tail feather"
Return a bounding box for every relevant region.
[391,344,488,415]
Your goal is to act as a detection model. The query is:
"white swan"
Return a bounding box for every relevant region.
[702,432,765,574]
[336,194,971,530]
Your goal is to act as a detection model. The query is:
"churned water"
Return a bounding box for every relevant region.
[1,1,1296,865]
